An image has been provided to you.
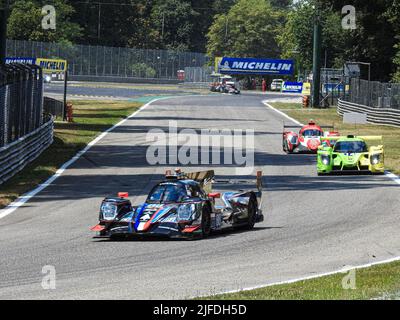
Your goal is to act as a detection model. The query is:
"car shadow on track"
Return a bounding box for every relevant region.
[265,174,394,192]
[91,226,281,243]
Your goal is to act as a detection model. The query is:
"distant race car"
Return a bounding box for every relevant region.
[271,79,284,91]
[91,169,264,240]
[282,120,339,154]
[317,135,385,175]
[223,81,241,94]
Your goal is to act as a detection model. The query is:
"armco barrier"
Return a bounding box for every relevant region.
[0,116,53,184]
[338,99,400,127]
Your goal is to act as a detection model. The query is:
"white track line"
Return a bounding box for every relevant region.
[262,100,400,186]
[263,100,303,126]
[196,256,400,298]
[0,96,182,220]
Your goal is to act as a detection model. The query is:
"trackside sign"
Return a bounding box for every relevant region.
[219,57,294,75]
[5,57,68,73]
[282,82,303,93]
[36,58,67,72]
[5,57,36,64]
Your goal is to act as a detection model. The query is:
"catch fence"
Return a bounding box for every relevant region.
[0,63,53,184]
[6,39,209,80]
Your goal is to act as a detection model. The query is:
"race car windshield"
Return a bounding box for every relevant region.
[147,184,188,203]
[334,141,368,153]
[302,130,322,137]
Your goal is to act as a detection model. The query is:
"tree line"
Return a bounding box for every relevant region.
[3,0,400,81]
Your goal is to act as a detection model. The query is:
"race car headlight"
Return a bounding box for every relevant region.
[177,204,196,222]
[371,154,381,165]
[101,202,117,220]
[321,155,330,165]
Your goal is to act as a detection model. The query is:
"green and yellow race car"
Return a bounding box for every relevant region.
[317,135,384,175]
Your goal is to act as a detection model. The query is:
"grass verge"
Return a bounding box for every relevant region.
[269,102,400,175]
[203,260,400,300]
[0,100,142,209]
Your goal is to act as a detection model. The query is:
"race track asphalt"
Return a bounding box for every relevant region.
[0,94,399,299]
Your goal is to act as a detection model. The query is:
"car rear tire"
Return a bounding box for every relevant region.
[282,140,287,153]
[201,206,211,238]
[245,197,258,230]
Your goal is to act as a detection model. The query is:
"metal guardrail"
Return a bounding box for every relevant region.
[337,99,400,127]
[0,116,53,184]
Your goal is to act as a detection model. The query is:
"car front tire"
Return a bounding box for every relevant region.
[201,206,211,238]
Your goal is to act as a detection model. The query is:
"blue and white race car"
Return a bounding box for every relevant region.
[91,169,264,239]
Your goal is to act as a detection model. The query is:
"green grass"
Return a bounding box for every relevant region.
[270,102,400,175]
[0,100,142,208]
[203,260,400,300]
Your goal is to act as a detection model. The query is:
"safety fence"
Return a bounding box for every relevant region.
[184,66,213,83]
[0,63,44,147]
[43,96,64,119]
[6,39,209,80]
[347,78,400,109]
[337,99,400,127]
[0,63,53,185]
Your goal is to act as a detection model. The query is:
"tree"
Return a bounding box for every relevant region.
[277,0,350,76]
[7,0,81,43]
[277,0,399,82]
[207,0,283,59]
[150,0,197,51]
[386,0,400,81]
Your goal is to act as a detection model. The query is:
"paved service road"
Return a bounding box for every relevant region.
[0,94,399,299]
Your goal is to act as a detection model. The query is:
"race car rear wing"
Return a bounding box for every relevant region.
[185,170,215,194]
[283,122,335,131]
[320,135,383,142]
[212,171,263,199]
[166,169,263,197]
[283,123,303,129]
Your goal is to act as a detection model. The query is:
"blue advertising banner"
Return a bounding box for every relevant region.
[323,83,345,94]
[219,57,294,75]
[282,81,303,93]
[5,57,36,64]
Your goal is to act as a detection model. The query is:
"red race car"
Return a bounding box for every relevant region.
[282,120,339,154]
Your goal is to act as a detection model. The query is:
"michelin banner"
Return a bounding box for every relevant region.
[5,57,36,64]
[5,57,67,73]
[36,58,67,72]
[219,57,294,75]
[282,81,303,93]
